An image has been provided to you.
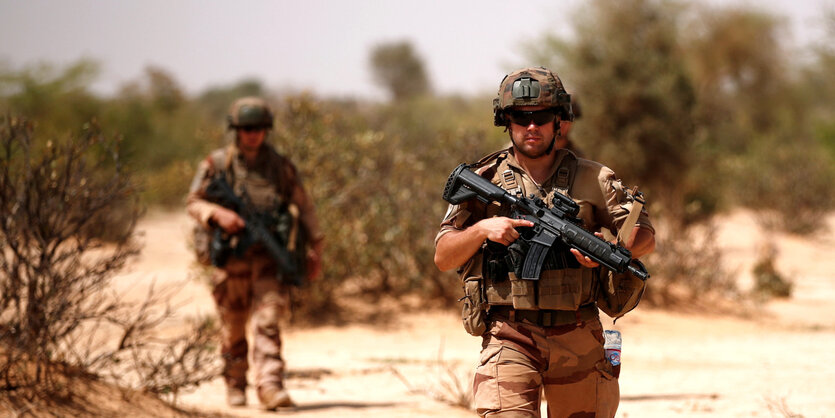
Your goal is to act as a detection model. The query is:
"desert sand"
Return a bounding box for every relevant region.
[116,210,835,417]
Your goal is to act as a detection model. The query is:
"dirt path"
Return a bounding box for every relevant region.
[123,210,835,417]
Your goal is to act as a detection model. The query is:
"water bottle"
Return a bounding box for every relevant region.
[603,330,622,378]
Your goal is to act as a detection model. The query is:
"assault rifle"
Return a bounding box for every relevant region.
[205,173,304,286]
[442,164,649,281]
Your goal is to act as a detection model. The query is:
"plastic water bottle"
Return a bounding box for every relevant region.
[603,330,622,377]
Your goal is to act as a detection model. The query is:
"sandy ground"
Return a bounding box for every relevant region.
[116,210,835,417]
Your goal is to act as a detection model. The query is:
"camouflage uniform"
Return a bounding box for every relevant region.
[187,113,322,403]
[436,67,653,417]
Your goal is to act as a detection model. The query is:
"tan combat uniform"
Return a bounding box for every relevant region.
[436,147,653,417]
[187,143,322,394]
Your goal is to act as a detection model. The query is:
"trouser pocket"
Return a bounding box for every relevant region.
[595,359,620,418]
[474,344,542,416]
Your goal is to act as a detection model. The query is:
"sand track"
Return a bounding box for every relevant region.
[120,210,834,417]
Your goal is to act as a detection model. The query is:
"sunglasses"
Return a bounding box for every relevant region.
[238,126,268,133]
[507,109,557,126]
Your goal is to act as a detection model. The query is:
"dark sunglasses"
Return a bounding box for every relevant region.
[238,126,268,133]
[507,109,557,126]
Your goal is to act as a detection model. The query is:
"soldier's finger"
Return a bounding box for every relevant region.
[570,248,599,267]
[510,218,535,228]
[509,228,520,239]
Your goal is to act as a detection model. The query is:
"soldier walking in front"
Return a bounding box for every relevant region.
[187,97,324,410]
[434,67,656,417]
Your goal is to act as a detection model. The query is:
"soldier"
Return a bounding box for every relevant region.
[187,97,324,409]
[434,67,655,417]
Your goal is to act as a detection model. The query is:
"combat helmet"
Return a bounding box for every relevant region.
[227,96,274,129]
[493,67,573,126]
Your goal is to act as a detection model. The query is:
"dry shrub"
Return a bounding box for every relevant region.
[733,135,835,235]
[272,94,504,321]
[388,340,473,410]
[642,220,739,307]
[0,117,220,410]
[751,242,792,299]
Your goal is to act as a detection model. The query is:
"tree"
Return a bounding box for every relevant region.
[369,41,432,101]
[547,0,696,221]
[0,59,102,138]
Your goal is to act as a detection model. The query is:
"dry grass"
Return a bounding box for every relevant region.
[387,340,473,410]
[764,395,805,418]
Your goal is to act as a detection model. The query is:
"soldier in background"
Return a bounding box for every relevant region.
[434,67,655,417]
[187,97,324,409]
[560,95,584,158]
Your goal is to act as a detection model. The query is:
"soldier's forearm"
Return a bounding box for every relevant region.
[434,226,486,272]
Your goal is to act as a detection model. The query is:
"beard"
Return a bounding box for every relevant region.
[511,135,556,159]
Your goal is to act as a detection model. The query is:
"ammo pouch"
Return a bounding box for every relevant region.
[459,256,488,336]
[482,236,591,311]
[503,268,597,311]
[597,268,647,318]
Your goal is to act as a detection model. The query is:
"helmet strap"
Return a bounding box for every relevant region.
[544,135,556,155]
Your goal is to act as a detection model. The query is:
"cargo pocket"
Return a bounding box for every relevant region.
[473,344,502,413]
[461,279,487,336]
[538,269,583,310]
[595,359,620,416]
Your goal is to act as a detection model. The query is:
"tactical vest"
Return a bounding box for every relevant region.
[470,149,599,311]
[457,149,648,335]
[193,145,304,266]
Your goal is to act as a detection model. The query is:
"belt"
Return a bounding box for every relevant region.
[488,303,599,327]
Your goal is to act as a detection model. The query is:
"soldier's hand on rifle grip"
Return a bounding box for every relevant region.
[479,217,535,246]
[212,207,246,234]
[305,241,324,281]
[569,232,608,268]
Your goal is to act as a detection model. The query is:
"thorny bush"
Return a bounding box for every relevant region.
[0,117,219,405]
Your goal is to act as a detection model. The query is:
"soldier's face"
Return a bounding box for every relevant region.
[237,127,267,153]
[508,105,557,159]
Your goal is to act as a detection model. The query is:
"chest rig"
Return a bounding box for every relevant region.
[474,150,599,311]
[210,146,303,259]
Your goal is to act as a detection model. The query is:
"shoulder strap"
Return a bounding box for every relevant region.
[496,157,523,198]
[207,145,235,177]
[496,149,579,199]
[554,149,578,196]
[473,148,510,166]
[472,148,510,183]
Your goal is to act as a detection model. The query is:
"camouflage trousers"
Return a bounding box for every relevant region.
[212,254,290,392]
[473,315,619,417]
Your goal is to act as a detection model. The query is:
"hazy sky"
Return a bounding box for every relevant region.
[0,0,831,100]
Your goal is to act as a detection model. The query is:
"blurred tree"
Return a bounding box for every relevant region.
[197,78,265,124]
[530,0,697,223]
[685,7,835,233]
[369,41,432,101]
[804,11,835,160]
[0,59,102,138]
[520,0,835,305]
[145,66,186,112]
[685,7,789,151]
